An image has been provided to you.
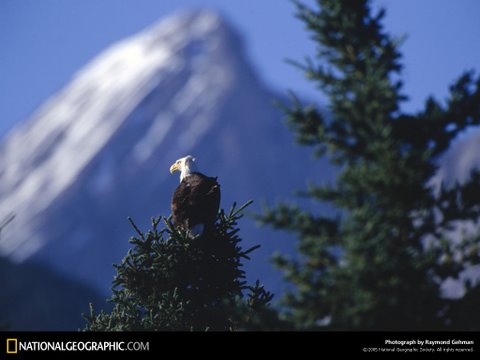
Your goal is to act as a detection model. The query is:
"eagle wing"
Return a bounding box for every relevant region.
[172,173,220,232]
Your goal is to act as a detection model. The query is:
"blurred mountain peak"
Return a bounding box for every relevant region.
[146,9,234,38]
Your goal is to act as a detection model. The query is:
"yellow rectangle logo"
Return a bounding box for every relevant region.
[6,338,17,354]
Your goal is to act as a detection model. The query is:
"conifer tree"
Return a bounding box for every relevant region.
[85,201,274,331]
[259,0,480,330]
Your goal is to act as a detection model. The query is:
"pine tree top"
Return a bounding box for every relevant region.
[85,201,276,331]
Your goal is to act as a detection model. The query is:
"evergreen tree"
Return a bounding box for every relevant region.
[259,0,480,330]
[85,201,274,331]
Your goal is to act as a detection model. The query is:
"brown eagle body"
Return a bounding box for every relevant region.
[171,171,221,235]
[169,156,221,235]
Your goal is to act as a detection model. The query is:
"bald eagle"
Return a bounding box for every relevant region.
[169,155,221,236]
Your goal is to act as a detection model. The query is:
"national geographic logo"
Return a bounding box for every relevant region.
[4,338,149,353]
[6,338,17,354]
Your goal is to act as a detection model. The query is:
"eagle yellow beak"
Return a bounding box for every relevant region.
[170,163,179,174]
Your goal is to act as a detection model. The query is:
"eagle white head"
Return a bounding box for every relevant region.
[169,155,198,182]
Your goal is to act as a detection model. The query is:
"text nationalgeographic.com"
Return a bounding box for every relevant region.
[6,339,149,354]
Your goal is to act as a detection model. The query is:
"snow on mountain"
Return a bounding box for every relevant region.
[0,10,327,293]
[1,11,229,258]
[433,128,480,186]
[431,128,480,298]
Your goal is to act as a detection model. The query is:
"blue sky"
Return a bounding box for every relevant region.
[1,0,479,138]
